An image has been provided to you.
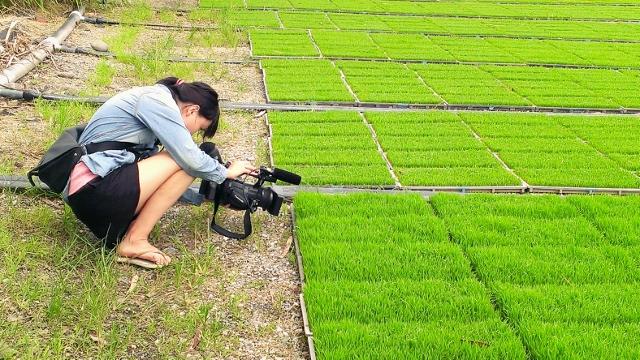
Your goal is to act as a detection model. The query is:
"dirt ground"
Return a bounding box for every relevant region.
[0,8,306,360]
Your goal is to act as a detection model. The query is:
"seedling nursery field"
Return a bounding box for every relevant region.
[0,0,639,358]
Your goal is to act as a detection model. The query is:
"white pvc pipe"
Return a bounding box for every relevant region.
[0,9,84,87]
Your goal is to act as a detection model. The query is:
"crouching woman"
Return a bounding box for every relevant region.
[64,77,256,269]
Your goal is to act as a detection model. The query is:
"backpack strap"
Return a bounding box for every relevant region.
[84,141,138,155]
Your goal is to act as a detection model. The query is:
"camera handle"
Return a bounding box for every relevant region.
[210,200,253,240]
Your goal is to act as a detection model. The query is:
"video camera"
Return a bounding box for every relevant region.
[198,142,301,240]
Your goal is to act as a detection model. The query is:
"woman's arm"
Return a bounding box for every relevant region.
[134,92,228,183]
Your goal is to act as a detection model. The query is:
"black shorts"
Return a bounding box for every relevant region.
[68,162,140,249]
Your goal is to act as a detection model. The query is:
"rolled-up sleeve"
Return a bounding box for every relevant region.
[134,92,228,183]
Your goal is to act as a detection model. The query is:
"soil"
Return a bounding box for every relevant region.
[0,8,306,359]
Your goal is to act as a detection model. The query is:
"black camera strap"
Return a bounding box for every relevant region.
[210,201,252,240]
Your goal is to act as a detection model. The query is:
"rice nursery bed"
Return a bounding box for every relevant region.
[294,192,640,359]
[267,110,640,188]
[261,59,640,109]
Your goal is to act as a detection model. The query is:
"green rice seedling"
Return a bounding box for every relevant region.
[442,94,533,106]
[301,241,473,282]
[396,167,521,186]
[445,215,604,247]
[498,151,619,169]
[569,196,640,245]
[468,123,573,138]
[518,321,640,360]
[482,138,590,153]
[294,193,434,219]
[378,136,485,151]
[430,193,581,219]
[370,33,455,61]
[296,211,447,241]
[569,126,640,140]
[250,30,318,56]
[431,84,514,95]
[246,0,291,8]
[493,283,640,324]
[279,11,337,29]
[296,219,448,245]
[386,150,500,168]
[225,10,282,28]
[373,122,472,137]
[569,195,640,218]
[270,122,369,136]
[261,59,354,102]
[312,31,387,58]
[513,168,640,188]
[313,319,527,359]
[432,37,520,63]
[365,111,460,124]
[286,164,394,185]
[288,0,336,10]
[383,15,444,33]
[268,111,361,123]
[273,149,383,166]
[527,96,620,109]
[272,135,375,150]
[328,13,393,31]
[305,279,497,324]
[607,153,640,171]
[556,115,640,129]
[468,245,640,285]
[337,61,440,104]
[458,111,551,125]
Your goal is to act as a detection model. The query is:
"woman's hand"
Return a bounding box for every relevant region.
[226,160,258,179]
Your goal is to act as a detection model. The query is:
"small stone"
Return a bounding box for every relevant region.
[164,246,178,256]
[57,71,79,79]
[90,40,109,52]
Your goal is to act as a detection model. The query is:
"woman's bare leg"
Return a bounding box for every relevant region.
[116,152,195,266]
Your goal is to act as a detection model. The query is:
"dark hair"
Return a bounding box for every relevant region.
[157,77,220,138]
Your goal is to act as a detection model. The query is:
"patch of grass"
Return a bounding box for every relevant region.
[34,100,97,149]
[0,158,15,174]
[104,26,141,57]
[113,0,153,24]
[0,190,235,358]
[83,59,116,96]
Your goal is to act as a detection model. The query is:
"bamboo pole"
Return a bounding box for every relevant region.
[0,9,84,87]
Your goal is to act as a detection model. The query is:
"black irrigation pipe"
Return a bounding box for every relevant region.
[253,55,640,72]
[82,16,224,31]
[262,100,640,115]
[206,7,640,23]
[57,45,252,65]
[3,175,638,197]
[3,87,640,115]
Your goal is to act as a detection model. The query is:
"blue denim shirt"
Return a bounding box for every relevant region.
[65,84,227,197]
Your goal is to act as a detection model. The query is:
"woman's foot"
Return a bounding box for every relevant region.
[116,238,171,268]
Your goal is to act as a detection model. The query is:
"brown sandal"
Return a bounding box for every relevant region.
[116,250,170,269]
